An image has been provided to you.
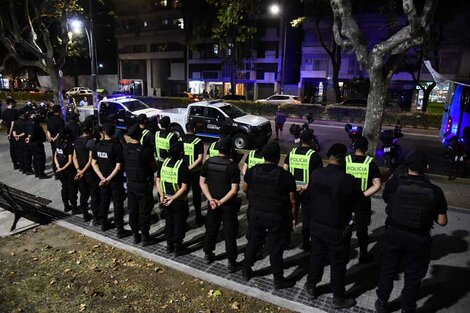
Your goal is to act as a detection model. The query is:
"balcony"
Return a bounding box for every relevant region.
[237,70,256,80]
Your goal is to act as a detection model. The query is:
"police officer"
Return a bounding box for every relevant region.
[242,143,297,289]
[92,123,132,238]
[1,100,19,170]
[200,138,241,273]
[157,141,190,255]
[304,143,363,309]
[64,112,81,143]
[375,150,448,313]
[283,129,323,250]
[241,136,265,175]
[155,116,177,164]
[73,122,100,222]
[182,120,205,226]
[47,105,65,175]
[55,128,79,213]
[123,123,158,246]
[137,114,154,148]
[345,136,381,263]
[13,112,34,175]
[26,113,49,179]
[206,124,239,162]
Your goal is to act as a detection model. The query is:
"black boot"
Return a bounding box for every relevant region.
[166,241,174,253]
[204,252,215,264]
[332,296,356,309]
[303,283,317,299]
[101,220,114,231]
[142,233,157,247]
[174,243,185,257]
[71,205,81,215]
[82,211,93,222]
[133,232,142,244]
[227,260,242,273]
[273,275,295,290]
[117,227,132,238]
[64,203,72,212]
[242,266,252,281]
[375,298,388,313]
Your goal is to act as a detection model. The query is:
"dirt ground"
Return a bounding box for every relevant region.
[0,225,293,313]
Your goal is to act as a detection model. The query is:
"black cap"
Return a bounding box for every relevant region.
[300,129,313,143]
[168,141,183,159]
[159,116,170,129]
[261,142,280,163]
[137,114,147,124]
[405,150,428,173]
[215,137,231,154]
[127,123,142,141]
[353,136,369,151]
[59,127,72,141]
[327,143,347,159]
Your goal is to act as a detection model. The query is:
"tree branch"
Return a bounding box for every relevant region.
[402,0,419,34]
[391,37,423,55]
[315,17,333,57]
[372,26,412,56]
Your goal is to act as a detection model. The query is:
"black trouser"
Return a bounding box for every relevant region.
[354,198,372,255]
[58,168,78,207]
[190,171,202,216]
[164,199,189,244]
[203,202,239,262]
[31,141,46,175]
[99,178,125,228]
[8,137,18,167]
[377,226,431,312]
[78,173,100,217]
[127,180,154,235]
[244,210,288,276]
[299,192,310,244]
[307,222,352,297]
[15,139,32,172]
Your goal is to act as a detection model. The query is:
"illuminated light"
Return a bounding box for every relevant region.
[269,4,280,15]
[69,19,83,34]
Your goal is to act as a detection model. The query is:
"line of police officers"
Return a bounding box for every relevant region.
[2,105,448,312]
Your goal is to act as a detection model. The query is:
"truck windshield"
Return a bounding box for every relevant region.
[220,104,246,119]
[121,100,148,112]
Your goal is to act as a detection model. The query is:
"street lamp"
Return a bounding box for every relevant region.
[269,3,286,94]
[68,15,98,108]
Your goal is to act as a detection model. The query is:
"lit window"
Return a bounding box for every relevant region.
[214,44,219,55]
[177,18,184,29]
[160,0,167,7]
[162,19,168,25]
[143,21,148,27]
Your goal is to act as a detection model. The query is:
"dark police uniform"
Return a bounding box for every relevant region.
[182,133,204,223]
[2,107,19,168]
[56,139,78,210]
[123,142,157,241]
[207,139,239,163]
[158,157,190,251]
[284,146,323,247]
[376,174,447,312]
[47,114,65,172]
[64,120,81,143]
[74,135,101,220]
[345,154,381,258]
[244,164,296,280]
[306,164,363,298]
[93,139,125,229]
[154,129,177,163]
[201,155,241,264]
[140,128,154,148]
[13,116,33,173]
[26,117,47,177]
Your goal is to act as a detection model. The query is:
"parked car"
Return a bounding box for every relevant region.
[157,100,272,149]
[222,94,246,101]
[255,94,301,105]
[177,92,202,102]
[338,98,368,107]
[94,96,161,129]
[65,87,92,97]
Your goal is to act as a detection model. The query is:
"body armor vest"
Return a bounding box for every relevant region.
[160,158,183,195]
[184,137,202,167]
[248,166,286,214]
[387,176,436,233]
[248,150,265,169]
[288,148,315,185]
[155,130,174,162]
[74,137,90,170]
[206,156,232,199]
[95,141,115,177]
[123,144,148,182]
[208,141,219,157]
[345,155,373,191]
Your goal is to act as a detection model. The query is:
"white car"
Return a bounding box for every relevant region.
[65,87,92,97]
[256,94,301,105]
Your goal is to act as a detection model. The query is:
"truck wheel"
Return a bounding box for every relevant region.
[171,124,185,139]
[233,133,249,150]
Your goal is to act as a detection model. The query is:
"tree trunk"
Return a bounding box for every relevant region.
[363,62,388,156]
[420,82,436,112]
[73,58,79,87]
[332,46,342,103]
[48,68,65,117]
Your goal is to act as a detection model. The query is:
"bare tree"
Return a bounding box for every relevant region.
[329,0,439,154]
[0,0,79,106]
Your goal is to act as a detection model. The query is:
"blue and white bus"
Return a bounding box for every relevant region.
[440,82,470,146]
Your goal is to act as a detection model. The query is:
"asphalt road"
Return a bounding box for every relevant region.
[266,120,453,177]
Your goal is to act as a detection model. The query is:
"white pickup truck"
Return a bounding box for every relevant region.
[157,100,272,149]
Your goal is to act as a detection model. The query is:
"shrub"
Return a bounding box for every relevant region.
[0,91,53,102]
[325,105,366,122]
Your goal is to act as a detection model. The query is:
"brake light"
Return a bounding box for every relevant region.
[445,117,452,135]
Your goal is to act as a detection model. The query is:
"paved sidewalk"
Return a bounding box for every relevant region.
[0,134,469,313]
